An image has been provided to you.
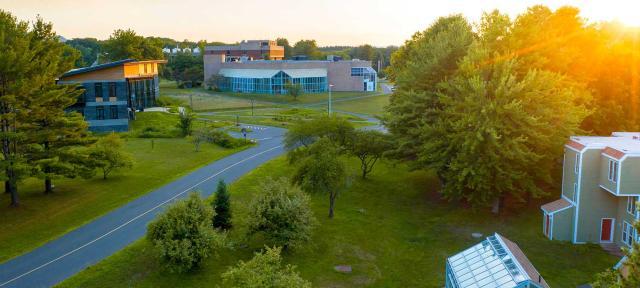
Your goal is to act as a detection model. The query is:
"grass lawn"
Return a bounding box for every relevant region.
[199,107,369,128]
[159,79,381,111]
[0,114,247,263]
[58,157,617,287]
[331,94,390,117]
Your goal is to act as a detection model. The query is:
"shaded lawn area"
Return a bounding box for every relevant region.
[0,133,247,263]
[331,94,390,117]
[129,111,233,138]
[58,157,617,287]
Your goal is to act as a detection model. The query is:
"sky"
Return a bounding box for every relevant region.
[1,0,640,47]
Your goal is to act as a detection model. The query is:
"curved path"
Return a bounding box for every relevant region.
[0,125,286,288]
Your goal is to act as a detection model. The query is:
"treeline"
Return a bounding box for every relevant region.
[275,38,397,76]
[386,5,640,212]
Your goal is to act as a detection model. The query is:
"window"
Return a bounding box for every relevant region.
[622,221,634,247]
[628,197,638,216]
[94,83,103,102]
[573,182,578,198]
[574,154,580,174]
[110,106,118,119]
[109,82,116,99]
[96,106,105,120]
[608,159,619,183]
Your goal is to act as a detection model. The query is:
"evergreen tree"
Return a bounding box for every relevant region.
[22,18,95,194]
[212,180,232,230]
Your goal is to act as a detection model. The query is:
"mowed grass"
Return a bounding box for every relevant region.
[58,157,617,287]
[199,107,368,128]
[0,118,247,263]
[331,94,390,117]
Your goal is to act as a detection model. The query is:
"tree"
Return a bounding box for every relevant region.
[102,29,163,62]
[147,192,225,273]
[0,11,89,205]
[212,180,232,230]
[349,44,375,60]
[276,38,292,59]
[177,111,195,136]
[284,82,302,100]
[385,15,474,160]
[190,128,208,152]
[221,246,311,288]
[89,133,134,179]
[284,116,354,152]
[246,177,316,249]
[23,19,96,194]
[347,130,392,179]
[292,139,346,218]
[293,40,321,59]
[65,38,101,67]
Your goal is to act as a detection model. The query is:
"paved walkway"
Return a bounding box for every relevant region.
[0,125,286,288]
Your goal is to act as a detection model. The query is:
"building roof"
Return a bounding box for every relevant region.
[218,68,327,79]
[61,59,136,78]
[568,132,640,158]
[447,233,549,288]
[541,198,572,214]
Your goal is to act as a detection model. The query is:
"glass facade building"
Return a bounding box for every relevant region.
[218,69,328,94]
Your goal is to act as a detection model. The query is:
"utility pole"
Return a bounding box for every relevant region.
[328,84,333,115]
[189,94,193,110]
[251,99,255,116]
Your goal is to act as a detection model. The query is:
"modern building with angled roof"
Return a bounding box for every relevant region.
[204,52,377,94]
[445,233,549,288]
[541,132,640,251]
[58,59,166,132]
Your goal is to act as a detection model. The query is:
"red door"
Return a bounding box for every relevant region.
[545,214,551,237]
[601,219,613,242]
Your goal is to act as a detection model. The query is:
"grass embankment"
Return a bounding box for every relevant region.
[58,157,617,287]
[331,94,390,117]
[0,112,247,263]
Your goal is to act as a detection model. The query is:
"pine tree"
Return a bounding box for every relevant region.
[212,180,232,230]
[21,17,95,194]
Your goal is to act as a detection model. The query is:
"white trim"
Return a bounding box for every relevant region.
[542,203,573,215]
[561,153,566,197]
[602,153,619,161]
[573,149,584,244]
[600,218,615,243]
[599,184,617,196]
[561,194,575,205]
[574,153,580,174]
[617,157,623,194]
[627,196,638,216]
[564,144,582,153]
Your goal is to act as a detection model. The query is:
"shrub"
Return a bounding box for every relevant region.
[146,192,226,273]
[222,246,311,288]
[212,180,232,230]
[246,178,316,249]
[177,112,195,137]
[156,96,186,107]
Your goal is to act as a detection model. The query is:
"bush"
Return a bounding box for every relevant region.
[146,192,225,273]
[156,96,186,107]
[222,246,311,288]
[246,178,316,249]
[138,126,175,138]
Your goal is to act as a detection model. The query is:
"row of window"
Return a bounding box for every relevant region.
[220,74,328,94]
[622,221,637,247]
[95,106,119,120]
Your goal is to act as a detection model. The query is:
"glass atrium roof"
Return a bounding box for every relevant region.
[447,233,530,288]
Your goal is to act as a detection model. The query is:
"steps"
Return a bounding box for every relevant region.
[600,243,625,257]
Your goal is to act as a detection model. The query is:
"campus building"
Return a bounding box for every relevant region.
[204,49,377,94]
[204,40,284,61]
[541,132,640,250]
[445,233,549,288]
[58,59,166,132]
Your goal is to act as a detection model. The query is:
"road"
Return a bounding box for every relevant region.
[0,125,286,288]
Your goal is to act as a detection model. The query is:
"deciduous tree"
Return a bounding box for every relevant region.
[89,133,134,180]
[347,130,392,179]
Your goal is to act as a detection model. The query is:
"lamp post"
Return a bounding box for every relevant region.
[328,84,334,116]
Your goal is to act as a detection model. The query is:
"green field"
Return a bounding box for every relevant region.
[159,80,382,112]
[331,94,390,117]
[58,157,617,287]
[0,114,247,263]
[198,107,368,128]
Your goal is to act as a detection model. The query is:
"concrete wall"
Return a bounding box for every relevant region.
[203,56,374,92]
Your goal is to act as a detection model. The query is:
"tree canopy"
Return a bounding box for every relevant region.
[102,29,164,62]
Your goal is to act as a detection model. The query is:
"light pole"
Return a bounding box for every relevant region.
[328,84,334,116]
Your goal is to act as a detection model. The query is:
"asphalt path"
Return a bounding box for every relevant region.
[0,125,286,288]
